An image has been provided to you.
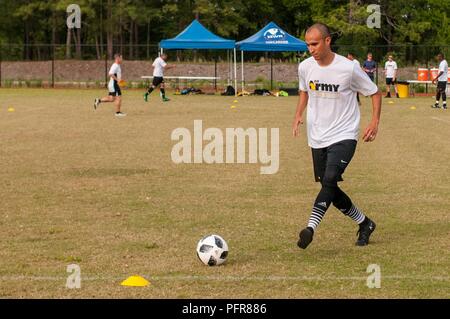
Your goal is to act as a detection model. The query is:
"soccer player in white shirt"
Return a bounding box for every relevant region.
[292,23,382,249]
[144,53,175,102]
[384,55,399,98]
[94,53,126,117]
[431,53,448,109]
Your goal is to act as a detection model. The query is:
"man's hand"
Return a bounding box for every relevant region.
[292,116,304,137]
[292,90,308,138]
[364,90,382,142]
[433,72,443,84]
[362,120,379,142]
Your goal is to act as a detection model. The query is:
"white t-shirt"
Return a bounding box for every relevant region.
[298,54,379,149]
[353,59,361,67]
[153,57,167,77]
[108,63,121,91]
[384,61,397,78]
[438,59,448,82]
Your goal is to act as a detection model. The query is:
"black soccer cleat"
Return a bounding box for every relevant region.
[297,227,314,249]
[356,218,376,246]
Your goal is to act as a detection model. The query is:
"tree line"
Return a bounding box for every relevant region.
[0,0,448,63]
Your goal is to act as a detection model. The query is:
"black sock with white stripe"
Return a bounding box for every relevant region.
[342,205,366,224]
[307,187,333,231]
[333,187,366,224]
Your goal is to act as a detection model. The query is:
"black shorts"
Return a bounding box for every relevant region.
[109,81,122,97]
[312,139,357,183]
[152,77,164,87]
[437,81,447,93]
[386,78,396,85]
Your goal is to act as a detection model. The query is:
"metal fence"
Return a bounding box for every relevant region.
[0,44,449,91]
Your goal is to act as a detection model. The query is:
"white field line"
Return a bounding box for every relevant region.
[0,275,448,282]
[431,116,450,124]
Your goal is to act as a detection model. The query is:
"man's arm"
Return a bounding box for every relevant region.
[108,69,119,81]
[292,90,309,137]
[369,62,376,74]
[362,90,382,142]
[393,63,398,81]
[164,64,176,70]
[432,71,444,84]
[108,65,118,81]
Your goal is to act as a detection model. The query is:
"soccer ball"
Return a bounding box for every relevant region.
[196,234,229,266]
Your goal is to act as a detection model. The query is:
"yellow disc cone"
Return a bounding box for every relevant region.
[388,101,394,104]
[121,275,150,287]
[233,100,238,103]
[8,107,15,112]
[410,106,416,110]
[230,105,237,109]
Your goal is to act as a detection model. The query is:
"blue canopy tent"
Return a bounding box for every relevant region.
[160,20,237,93]
[236,22,307,91]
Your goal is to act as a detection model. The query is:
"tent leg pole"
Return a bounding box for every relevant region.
[234,48,237,97]
[241,50,244,94]
[270,53,273,91]
[229,50,232,86]
[227,50,230,86]
[214,57,217,92]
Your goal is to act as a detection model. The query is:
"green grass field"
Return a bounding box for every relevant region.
[0,88,449,298]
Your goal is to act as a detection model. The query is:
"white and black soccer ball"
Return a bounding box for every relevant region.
[196,234,229,266]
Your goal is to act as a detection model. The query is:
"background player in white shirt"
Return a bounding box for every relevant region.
[384,55,399,98]
[347,52,360,67]
[292,23,382,249]
[144,53,175,102]
[431,53,448,109]
[94,53,126,117]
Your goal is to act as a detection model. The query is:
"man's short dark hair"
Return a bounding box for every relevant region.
[348,52,354,57]
[437,52,444,58]
[306,23,331,39]
[114,53,122,59]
